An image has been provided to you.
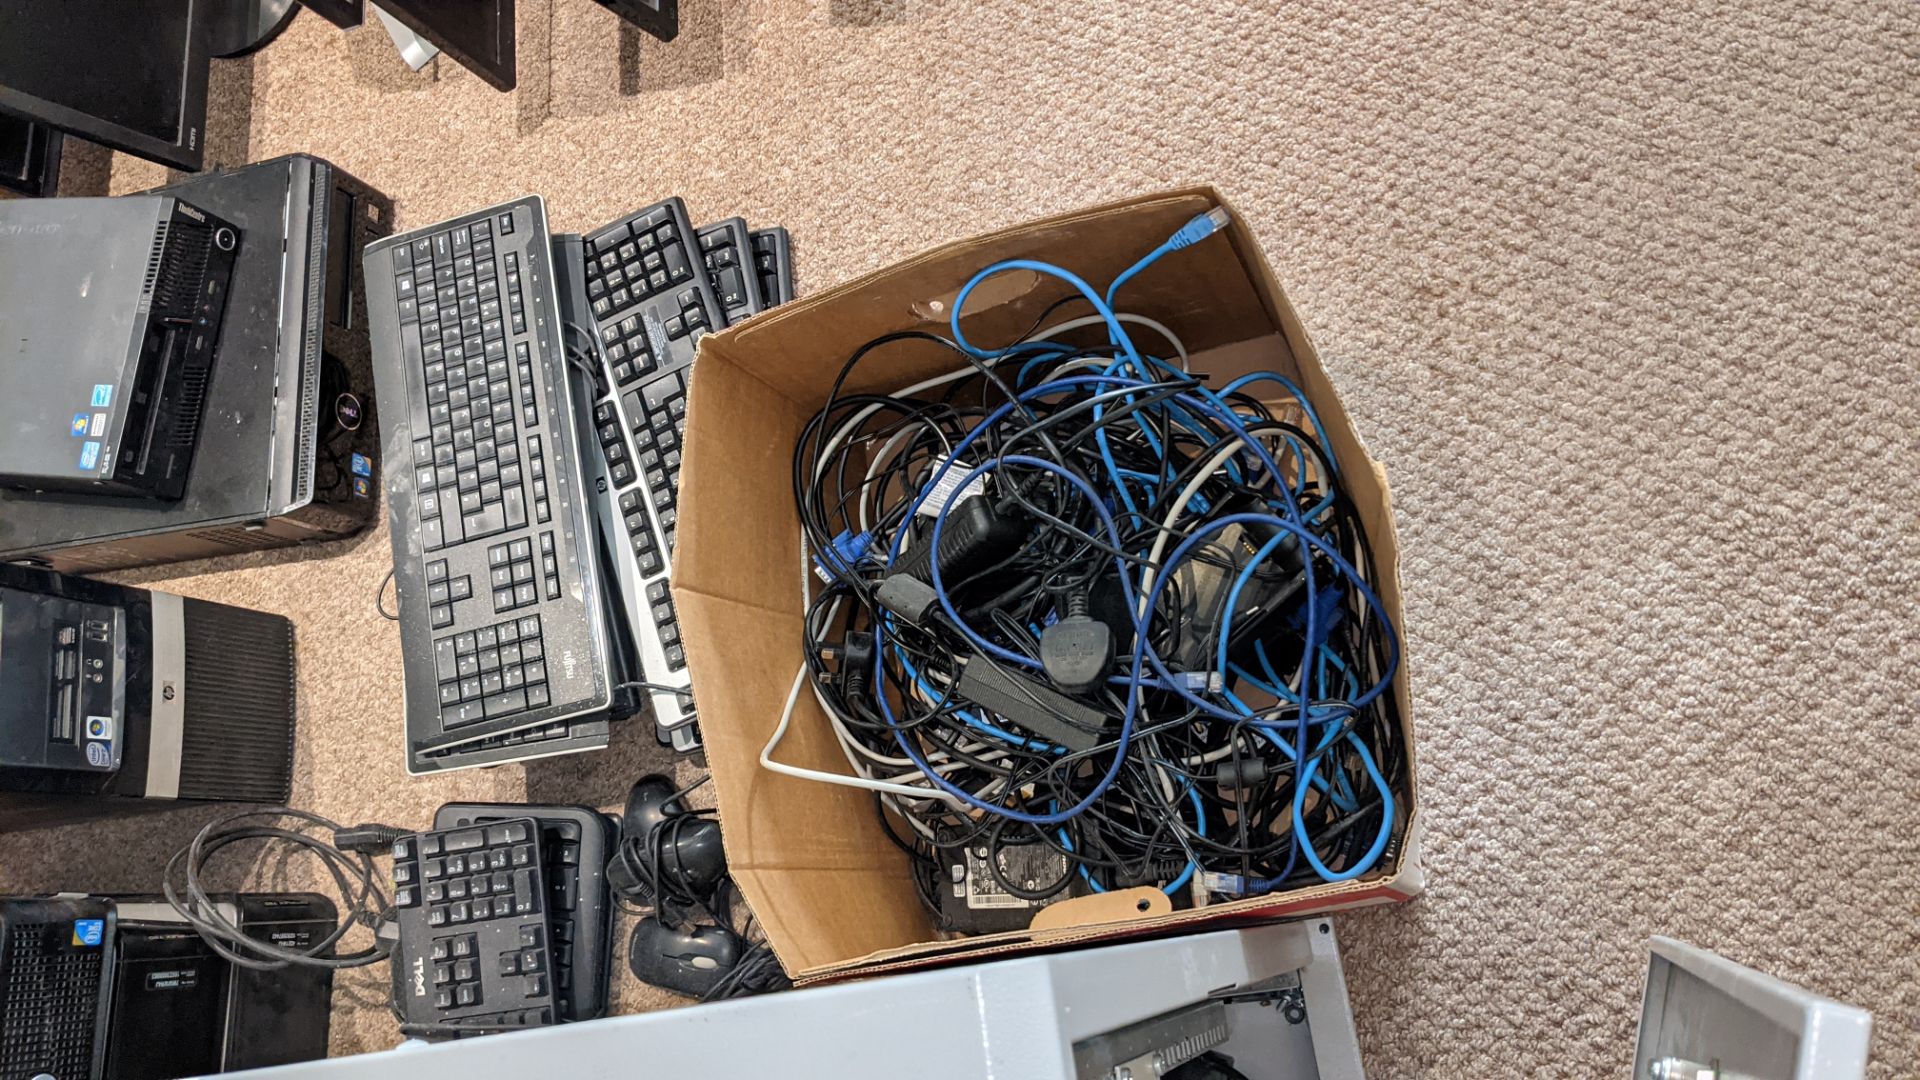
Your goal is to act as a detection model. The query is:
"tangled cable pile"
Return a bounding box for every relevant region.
[776,208,1404,915]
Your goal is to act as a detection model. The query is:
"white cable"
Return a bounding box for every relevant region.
[1030,313,1189,370]
[760,551,1002,815]
[1135,435,1270,620]
[761,664,968,810]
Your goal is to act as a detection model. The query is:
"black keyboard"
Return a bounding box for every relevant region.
[750,226,793,306]
[363,197,614,770]
[390,820,557,1035]
[565,198,723,750]
[694,217,762,326]
[412,715,611,770]
[435,803,616,1023]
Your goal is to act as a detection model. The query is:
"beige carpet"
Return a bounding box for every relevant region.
[3,0,1916,1074]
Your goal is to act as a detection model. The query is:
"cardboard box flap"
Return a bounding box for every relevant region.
[673,345,810,613]
[797,873,1421,985]
[734,865,930,977]
[674,592,911,868]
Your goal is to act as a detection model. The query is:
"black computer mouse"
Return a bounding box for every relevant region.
[628,917,741,998]
[610,776,728,900]
[620,775,686,839]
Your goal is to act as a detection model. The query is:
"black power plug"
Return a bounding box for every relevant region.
[1039,593,1113,696]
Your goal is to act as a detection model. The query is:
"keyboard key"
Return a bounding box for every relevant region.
[444,829,485,853]
[484,688,528,717]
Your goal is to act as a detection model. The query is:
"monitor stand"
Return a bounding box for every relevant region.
[202,0,302,57]
[190,1,440,81]
[370,4,440,70]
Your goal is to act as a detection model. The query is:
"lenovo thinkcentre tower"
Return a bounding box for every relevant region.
[0,154,392,573]
[0,195,240,501]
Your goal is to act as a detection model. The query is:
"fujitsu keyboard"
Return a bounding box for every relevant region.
[750,226,794,306]
[363,197,615,771]
[694,217,763,326]
[391,820,557,1035]
[435,803,615,1023]
[412,715,612,771]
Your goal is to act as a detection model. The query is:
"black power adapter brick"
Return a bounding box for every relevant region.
[894,496,1030,590]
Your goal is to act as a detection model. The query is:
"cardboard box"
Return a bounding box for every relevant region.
[674,187,1421,983]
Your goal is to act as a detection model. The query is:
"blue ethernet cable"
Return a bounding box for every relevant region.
[1219,371,1339,478]
[1104,208,1234,309]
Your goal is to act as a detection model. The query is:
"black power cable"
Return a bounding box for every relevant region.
[163,806,403,972]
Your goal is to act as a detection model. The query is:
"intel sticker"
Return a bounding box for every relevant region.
[90,383,113,407]
[70,413,88,436]
[350,452,373,478]
[72,919,104,946]
[85,741,110,767]
[78,441,100,471]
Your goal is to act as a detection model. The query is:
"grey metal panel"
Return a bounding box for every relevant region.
[215,923,1365,1080]
[1632,936,1872,1080]
[143,591,186,799]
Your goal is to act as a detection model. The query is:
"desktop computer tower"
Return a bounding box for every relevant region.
[0,564,296,832]
[0,196,241,501]
[0,896,114,1080]
[0,894,334,1080]
[0,155,393,573]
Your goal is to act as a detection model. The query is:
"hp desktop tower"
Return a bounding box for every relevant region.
[0,564,295,832]
[0,155,393,572]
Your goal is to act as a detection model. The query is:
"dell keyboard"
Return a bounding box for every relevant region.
[694,218,763,326]
[750,226,794,306]
[363,197,614,769]
[391,820,557,1035]
[435,803,615,1023]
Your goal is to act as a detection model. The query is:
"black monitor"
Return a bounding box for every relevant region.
[0,0,210,171]
[378,0,517,91]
